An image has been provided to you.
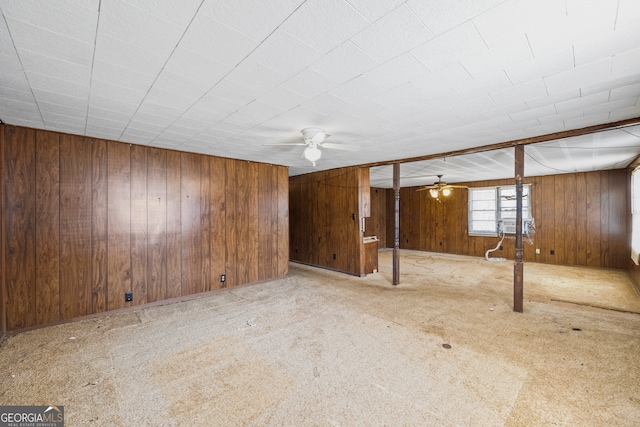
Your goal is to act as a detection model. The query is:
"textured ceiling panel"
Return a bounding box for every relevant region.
[0,0,638,185]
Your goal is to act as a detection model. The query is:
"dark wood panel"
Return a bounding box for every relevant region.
[131,145,148,305]
[600,171,610,267]
[165,150,181,299]
[59,134,92,320]
[35,130,60,325]
[258,163,273,281]
[608,170,628,269]
[241,161,259,284]
[575,173,588,265]
[276,165,289,277]
[585,171,601,267]
[107,141,131,311]
[539,175,556,264]
[209,156,226,290]
[200,156,212,292]
[181,152,202,295]
[269,165,279,278]
[91,139,108,314]
[225,159,237,287]
[564,173,577,265]
[147,148,167,303]
[4,126,36,330]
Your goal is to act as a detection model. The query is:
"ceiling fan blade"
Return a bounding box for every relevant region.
[416,185,437,191]
[310,131,329,144]
[262,142,306,146]
[445,185,468,189]
[320,142,359,151]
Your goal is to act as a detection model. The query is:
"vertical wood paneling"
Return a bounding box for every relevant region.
[181,152,202,295]
[91,139,108,314]
[225,159,237,287]
[277,165,289,277]
[600,171,610,267]
[35,130,60,325]
[147,148,167,303]
[1,125,5,337]
[59,134,92,320]
[585,171,601,267]
[200,157,211,292]
[209,156,226,290]
[608,170,628,269]
[540,175,556,264]
[258,163,273,281]
[4,126,36,329]
[246,162,259,283]
[130,145,148,305]
[554,176,567,264]
[2,125,288,331]
[165,150,181,299]
[575,173,588,265]
[564,174,577,265]
[107,141,131,311]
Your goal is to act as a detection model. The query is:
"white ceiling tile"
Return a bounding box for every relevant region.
[45,122,85,134]
[181,105,231,123]
[310,42,380,85]
[346,0,404,22]
[0,104,41,121]
[351,4,433,63]
[6,17,93,66]
[611,48,640,79]
[86,124,126,139]
[302,93,350,115]
[373,83,432,110]
[573,27,640,67]
[178,12,259,67]
[200,0,297,42]
[610,82,640,101]
[86,116,128,130]
[221,110,263,128]
[449,95,496,117]
[122,0,201,27]
[281,68,340,98]
[98,0,184,55]
[0,97,39,114]
[554,91,610,114]
[0,0,98,42]
[26,72,88,99]
[89,95,139,115]
[563,112,611,130]
[329,76,385,104]
[459,33,532,78]
[490,78,547,107]
[88,105,132,123]
[280,0,370,54]
[544,58,612,94]
[565,0,617,38]
[410,22,487,71]
[151,71,211,101]
[226,58,288,94]
[128,114,168,129]
[198,79,256,109]
[250,29,323,77]
[537,110,582,125]
[616,0,640,30]
[609,105,640,122]
[38,101,86,119]
[163,124,201,138]
[504,48,574,85]
[171,117,211,133]
[0,27,17,57]
[408,0,504,36]
[162,47,230,85]
[120,127,158,140]
[18,49,91,85]
[42,110,86,127]
[0,69,30,92]
[583,96,639,117]
[509,104,556,123]
[524,89,581,110]
[94,34,166,76]
[257,86,309,111]
[363,53,428,91]
[90,79,147,105]
[135,101,183,121]
[0,85,35,103]
[451,69,511,99]
[0,115,44,128]
[91,59,156,92]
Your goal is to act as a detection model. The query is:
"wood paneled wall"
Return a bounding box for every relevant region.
[289,167,369,276]
[378,170,629,269]
[1,125,289,332]
[365,188,387,248]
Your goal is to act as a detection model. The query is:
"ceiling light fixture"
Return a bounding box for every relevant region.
[304,144,321,166]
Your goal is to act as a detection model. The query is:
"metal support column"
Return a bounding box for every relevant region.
[514,145,524,312]
[393,163,400,286]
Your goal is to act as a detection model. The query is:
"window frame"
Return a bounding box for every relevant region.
[468,184,532,237]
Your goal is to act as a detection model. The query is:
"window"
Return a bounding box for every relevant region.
[632,167,640,265]
[468,184,531,236]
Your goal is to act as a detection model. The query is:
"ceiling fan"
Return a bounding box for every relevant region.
[263,128,358,166]
[418,175,468,200]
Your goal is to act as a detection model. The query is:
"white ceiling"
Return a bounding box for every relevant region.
[1,0,639,183]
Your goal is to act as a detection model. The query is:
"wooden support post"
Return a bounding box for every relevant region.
[393,163,400,286]
[514,145,524,312]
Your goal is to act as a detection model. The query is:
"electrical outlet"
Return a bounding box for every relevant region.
[333,253,336,260]
[535,248,540,254]
[220,274,226,283]
[125,292,133,302]
[550,250,555,255]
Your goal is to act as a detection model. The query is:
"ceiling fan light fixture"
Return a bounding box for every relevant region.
[429,188,439,198]
[304,144,321,165]
[442,188,451,196]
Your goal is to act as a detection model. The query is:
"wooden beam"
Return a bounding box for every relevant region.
[514,145,524,313]
[628,153,640,171]
[393,163,400,286]
[360,117,640,169]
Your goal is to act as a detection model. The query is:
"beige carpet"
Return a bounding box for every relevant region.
[1,250,639,426]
